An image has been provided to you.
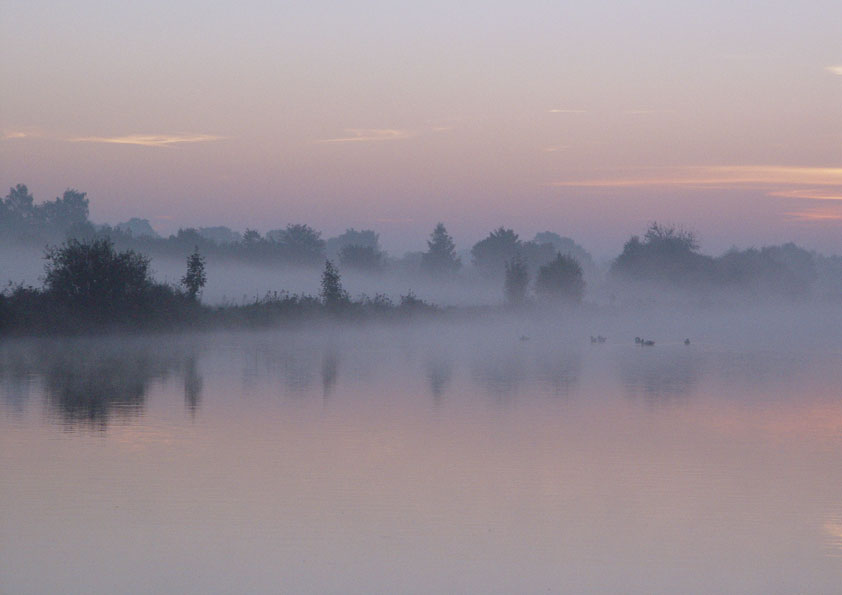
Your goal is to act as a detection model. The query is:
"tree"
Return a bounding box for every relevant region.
[43,237,155,320]
[242,229,262,245]
[40,189,89,232]
[643,222,698,252]
[535,252,585,303]
[611,222,712,284]
[181,246,207,300]
[320,260,348,309]
[504,254,529,305]
[421,223,460,276]
[339,244,384,272]
[471,227,521,275]
[533,232,595,272]
[3,184,35,223]
[326,228,380,260]
[270,224,325,265]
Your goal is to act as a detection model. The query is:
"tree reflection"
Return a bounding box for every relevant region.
[43,352,159,429]
[534,351,581,397]
[321,349,339,399]
[616,349,699,404]
[470,350,526,401]
[0,338,202,430]
[424,354,453,403]
[0,347,36,414]
[183,355,203,416]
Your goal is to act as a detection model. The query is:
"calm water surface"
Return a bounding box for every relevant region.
[2,318,842,594]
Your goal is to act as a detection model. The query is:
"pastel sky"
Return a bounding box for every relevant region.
[1,0,840,257]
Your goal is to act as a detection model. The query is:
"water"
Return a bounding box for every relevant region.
[2,319,842,593]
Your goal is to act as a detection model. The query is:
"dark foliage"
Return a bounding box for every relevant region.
[421,223,461,276]
[326,228,381,260]
[471,227,520,275]
[504,254,529,305]
[611,222,713,285]
[535,252,585,303]
[181,246,207,300]
[339,244,384,272]
[44,238,156,321]
[320,260,349,310]
[0,184,90,243]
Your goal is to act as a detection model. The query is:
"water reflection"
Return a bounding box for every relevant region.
[616,348,699,404]
[0,338,203,429]
[321,349,339,399]
[534,350,580,397]
[826,514,842,558]
[3,328,842,593]
[43,350,164,429]
[470,349,526,400]
[0,346,36,414]
[424,354,453,402]
[242,341,316,396]
[183,355,203,416]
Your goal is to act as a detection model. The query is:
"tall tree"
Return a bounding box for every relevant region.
[181,246,207,301]
[504,254,529,305]
[271,224,325,265]
[320,260,348,309]
[421,223,460,276]
[339,244,384,272]
[2,184,35,223]
[471,227,521,275]
[535,252,585,303]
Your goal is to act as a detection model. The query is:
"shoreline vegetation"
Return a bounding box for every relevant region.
[1,183,841,336]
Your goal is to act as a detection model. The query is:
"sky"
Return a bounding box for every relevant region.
[1,0,840,258]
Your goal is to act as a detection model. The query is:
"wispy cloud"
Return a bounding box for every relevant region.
[548,109,587,114]
[2,131,30,140]
[551,166,842,222]
[551,166,842,190]
[825,65,842,76]
[543,144,570,153]
[768,188,842,201]
[315,128,414,144]
[783,208,842,222]
[624,109,661,115]
[69,133,224,147]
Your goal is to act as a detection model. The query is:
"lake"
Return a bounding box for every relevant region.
[2,313,842,593]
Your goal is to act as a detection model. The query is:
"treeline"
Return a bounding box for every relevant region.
[609,223,842,300]
[0,237,439,335]
[0,185,594,276]
[3,184,841,306]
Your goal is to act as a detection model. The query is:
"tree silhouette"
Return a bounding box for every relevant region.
[339,244,384,271]
[181,246,207,300]
[471,227,521,275]
[504,253,529,305]
[421,223,460,276]
[2,184,35,223]
[270,224,325,265]
[43,237,155,320]
[320,260,348,309]
[326,228,380,259]
[611,222,711,284]
[535,252,584,303]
